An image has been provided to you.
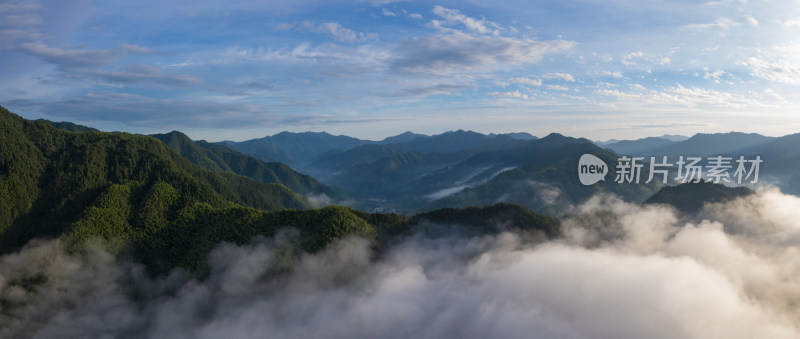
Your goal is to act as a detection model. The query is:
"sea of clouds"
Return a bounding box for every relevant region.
[2,188,800,338]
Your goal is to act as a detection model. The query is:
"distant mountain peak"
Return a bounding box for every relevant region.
[272,131,334,137]
[531,133,593,150]
[501,132,537,140]
[166,130,186,136]
[223,130,373,167]
[437,129,484,136]
[151,130,192,143]
[687,131,764,139]
[539,132,587,143]
[658,134,689,142]
[542,132,565,138]
[381,131,428,144]
[601,136,678,156]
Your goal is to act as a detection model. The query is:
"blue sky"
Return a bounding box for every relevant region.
[2,0,800,141]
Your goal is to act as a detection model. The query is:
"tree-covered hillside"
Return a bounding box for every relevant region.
[0,106,310,251]
[151,131,340,199]
[39,119,99,133]
[644,180,754,213]
[0,106,560,275]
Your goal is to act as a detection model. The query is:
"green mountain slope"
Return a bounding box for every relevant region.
[644,181,754,213]
[140,201,559,273]
[0,106,309,250]
[39,119,99,133]
[0,106,560,277]
[151,131,338,198]
[415,203,559,237]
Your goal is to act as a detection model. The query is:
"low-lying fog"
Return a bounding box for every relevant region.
[3,188,800,339]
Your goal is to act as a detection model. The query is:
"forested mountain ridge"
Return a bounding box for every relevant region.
[644,181,755,213]
[0,106,560,275]
[39,119,99,133]
[0,106,310,252]
[150,131,339,199]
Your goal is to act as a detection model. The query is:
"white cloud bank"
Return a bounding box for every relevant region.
[3,188,800,338]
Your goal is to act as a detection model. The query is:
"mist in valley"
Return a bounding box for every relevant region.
[3,188,800,338]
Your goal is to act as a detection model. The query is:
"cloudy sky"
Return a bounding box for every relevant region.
[1,0,800,141]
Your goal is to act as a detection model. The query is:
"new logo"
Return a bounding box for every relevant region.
[578,154,608,185]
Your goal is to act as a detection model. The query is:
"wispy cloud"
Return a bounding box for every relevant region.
[119,43,154,54]
[19,41,116,68]
[2,13,41,27]
[0,1,42,46]
[621,51,643,66]
[63,65,203,88]
[781,20,800,27]
[740,56,800,85]
[390,31,574,74]
[596,84,769,109]
[546,84,569,91]
[599,71,624,78]
[509,77,542,86]
[0,28,41,45]
[430,6,501,35]
[0,2,42,13]
[491,90,529,99]
[683,17,740,30]
[198,43,387,71]
[276,21,378,43]
[626,122,710,128]
[542,73,575,82]
[389,83,471,97]
[26,91,390,128]
[34,91,266,127]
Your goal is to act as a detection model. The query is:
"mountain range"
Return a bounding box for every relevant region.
[598,132,800,194]
[23,108,800,216]
[222,130,537,170]
[599,132,775,158]
[150,131,342,201]
[0,104,784,293]
[0,106,562,274]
